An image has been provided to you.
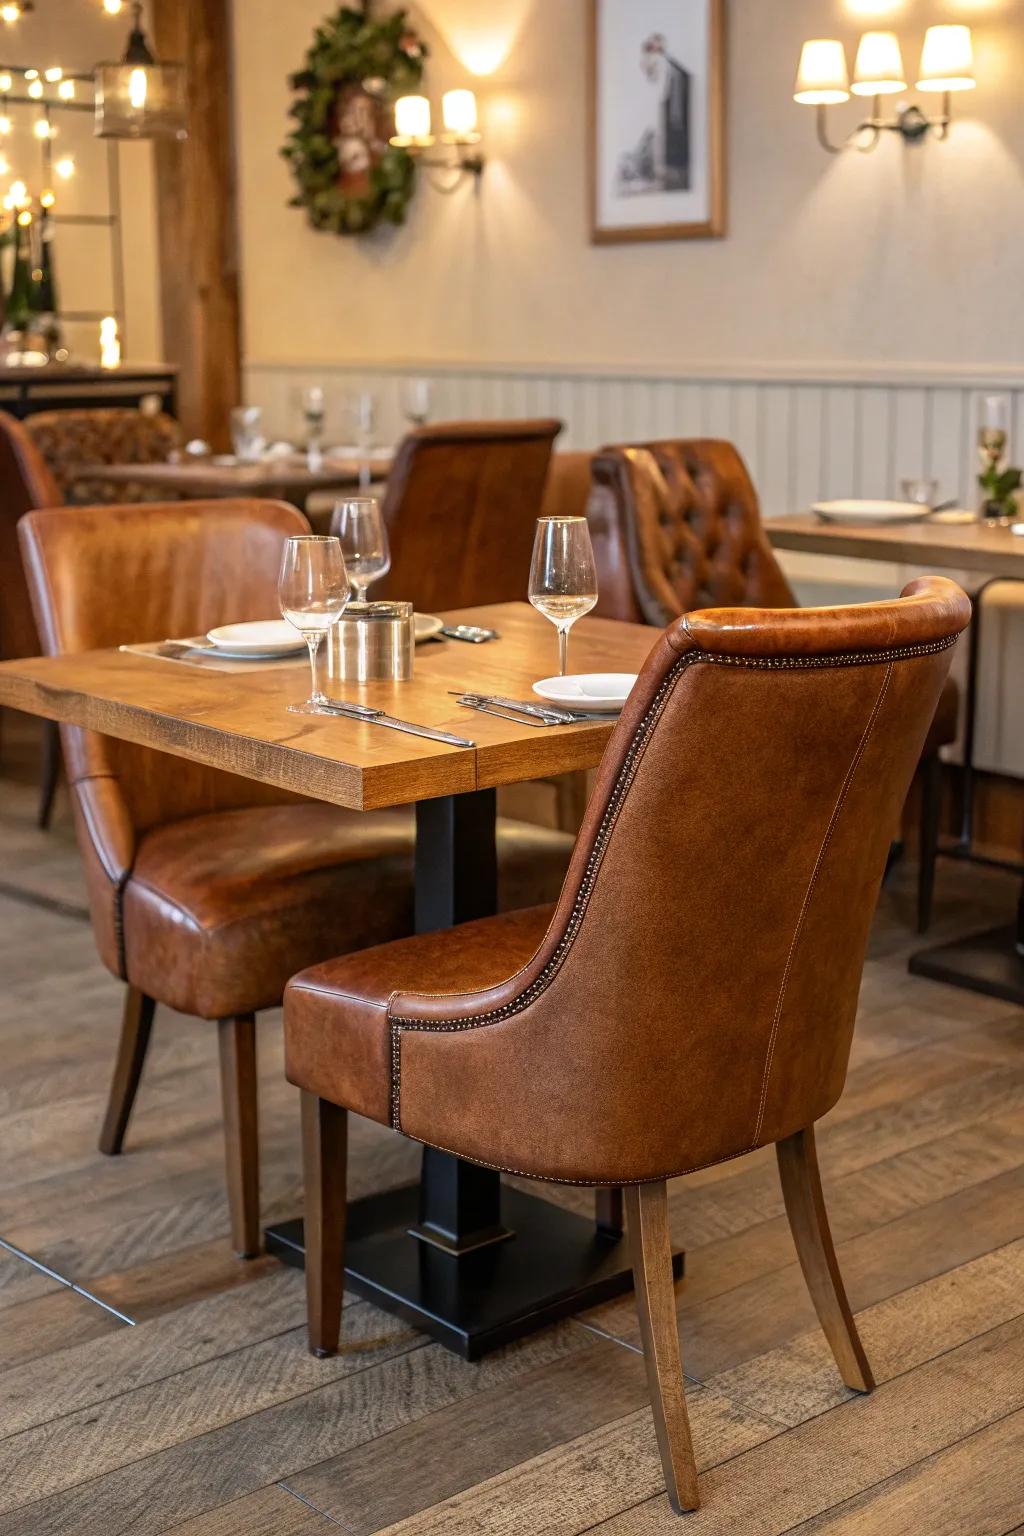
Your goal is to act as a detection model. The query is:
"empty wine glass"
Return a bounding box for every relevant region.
[331,497,391,602]
[278,535,349,714]
[302,386,326,472]
[400,377,432,427]
[528,516,598,677]
[348,391,377,489]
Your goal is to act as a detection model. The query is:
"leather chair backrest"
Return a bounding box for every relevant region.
[24,407,180,504]
[393,578,972,1183]
[592,440,796,625]
[0,409,61,662]
[18,499,309,976]
[379,419,561,611]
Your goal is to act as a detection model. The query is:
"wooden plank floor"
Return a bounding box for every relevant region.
[1,719,1022,1535]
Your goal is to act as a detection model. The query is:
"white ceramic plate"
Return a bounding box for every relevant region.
[415,613,445,643]
[206,621,306,659]
[812,500,930,526]
[533,672,638,713]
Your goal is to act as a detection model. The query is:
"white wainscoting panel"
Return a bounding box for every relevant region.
[245,359,1024,776]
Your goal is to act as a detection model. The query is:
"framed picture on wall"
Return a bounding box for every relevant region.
[588,0,726,243]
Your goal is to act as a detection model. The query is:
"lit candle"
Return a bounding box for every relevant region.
[100,316,121,370]
[393,94,431,143]
[442,89,479,141]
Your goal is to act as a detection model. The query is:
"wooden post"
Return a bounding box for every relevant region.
[151,0,241,449]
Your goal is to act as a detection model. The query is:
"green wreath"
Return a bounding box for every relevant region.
[282,5,428,235]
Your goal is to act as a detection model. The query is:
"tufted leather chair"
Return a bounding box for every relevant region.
[284,576,970,1514]
[0,410,63,827]
[24,406,180,505]
[378,420,561,611]
[594,441,959,929]
[17,500,574,1258]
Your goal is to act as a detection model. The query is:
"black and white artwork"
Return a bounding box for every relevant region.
[590,0,725,242]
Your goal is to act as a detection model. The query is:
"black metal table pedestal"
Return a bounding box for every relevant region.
[266,789,684,1358]
[909,924,1024,1007]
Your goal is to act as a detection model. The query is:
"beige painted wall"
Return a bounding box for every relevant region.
[233,0,1024,374]
[0,0,162,362]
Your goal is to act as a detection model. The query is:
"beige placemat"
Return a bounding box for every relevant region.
[119,639,306,674]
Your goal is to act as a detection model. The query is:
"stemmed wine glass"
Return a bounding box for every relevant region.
[330,497,391,603]
[302,386,326,472]
[400,377,432,427]
[278,535,349,713]
[528,516,598,677]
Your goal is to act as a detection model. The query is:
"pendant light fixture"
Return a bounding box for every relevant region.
[94,1,186,140]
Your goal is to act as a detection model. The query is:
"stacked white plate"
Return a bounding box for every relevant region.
[811,500,931,526]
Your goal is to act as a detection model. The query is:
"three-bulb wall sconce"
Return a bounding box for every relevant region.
[794,24,975,153]
[391,88,485,191]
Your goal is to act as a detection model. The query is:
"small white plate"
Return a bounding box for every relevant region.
[533,673,638,713]
[812,500,930,526]
[206,621,306,658]
[415,613,445,643]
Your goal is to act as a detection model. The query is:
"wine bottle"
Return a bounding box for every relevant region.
[31,206,64,359]
[6,210,34,333]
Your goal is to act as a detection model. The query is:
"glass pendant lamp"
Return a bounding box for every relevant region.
[94,1,186,140]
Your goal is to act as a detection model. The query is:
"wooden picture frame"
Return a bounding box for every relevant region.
[588,0,726,244]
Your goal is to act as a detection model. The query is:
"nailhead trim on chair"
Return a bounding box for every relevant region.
[389,634,959,1134]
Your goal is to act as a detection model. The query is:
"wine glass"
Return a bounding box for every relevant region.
[348,391,377,489]
[400,377,432,427]
[302,386,326,472]
[528,516,598,677]
[230,405,264,464]
[278,535,349,714]
[330,497,391,603]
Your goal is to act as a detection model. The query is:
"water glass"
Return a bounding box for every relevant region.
[331,497,391,602]
[278,535,350,713]
[528,516,598,676]
[901,478,939,508]
[400,377,432,427]
[230,405,265,464]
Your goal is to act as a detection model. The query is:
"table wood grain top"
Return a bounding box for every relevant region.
[767,513,1024,579]
[66,454,393,499]
[0,604,658,812]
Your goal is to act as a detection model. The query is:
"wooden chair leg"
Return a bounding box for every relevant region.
[37,720,61,830]
[917,752,942,934]
[300,1090,347,1358]
[217,1014,260,1259]
[98,986,156,1155]
[776,1126,875,1393]
[596,1187,624,1238]
[626,1182,700,1514]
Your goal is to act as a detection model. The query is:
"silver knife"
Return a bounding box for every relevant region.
[316,700,475,748]
[457,699,549,727]
[449,691,577,724]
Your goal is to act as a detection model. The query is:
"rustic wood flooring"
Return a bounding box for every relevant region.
[1,721,1022,1535]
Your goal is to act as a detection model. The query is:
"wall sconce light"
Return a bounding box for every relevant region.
[391,88,485,190]
[795,24,974,153]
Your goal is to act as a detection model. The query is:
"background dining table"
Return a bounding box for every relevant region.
[768,512,1024,1010]
[64,452,394,513]
[0,600,670,1358]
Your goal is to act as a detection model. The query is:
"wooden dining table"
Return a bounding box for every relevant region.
[768,512,1024,1009]
[65,451,394,513]
[0,601,672,1358]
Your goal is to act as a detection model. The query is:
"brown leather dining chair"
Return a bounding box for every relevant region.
[17,500,573,1258]
[0,409,63,828]
[378,419,561,610]
[590,441,959,929]
[283,575,969,1514]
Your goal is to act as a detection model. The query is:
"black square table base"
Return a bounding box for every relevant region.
[909,924,1024,1007]
[266,1183,684,1361]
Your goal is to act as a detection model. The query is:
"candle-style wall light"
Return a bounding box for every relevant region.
[391,87,485,190]
[794,23,975,152]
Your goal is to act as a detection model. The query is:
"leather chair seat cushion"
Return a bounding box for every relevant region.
[924,676,959,755]
[284,905,555,1126]
[122,805,570,1021]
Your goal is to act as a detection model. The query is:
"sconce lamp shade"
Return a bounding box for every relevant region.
[794,40,850,105]
[392,94,433,146]
[917,25,975,92]
[94,3,187,139]
[441,88,480,143]
[852,31,906,96]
